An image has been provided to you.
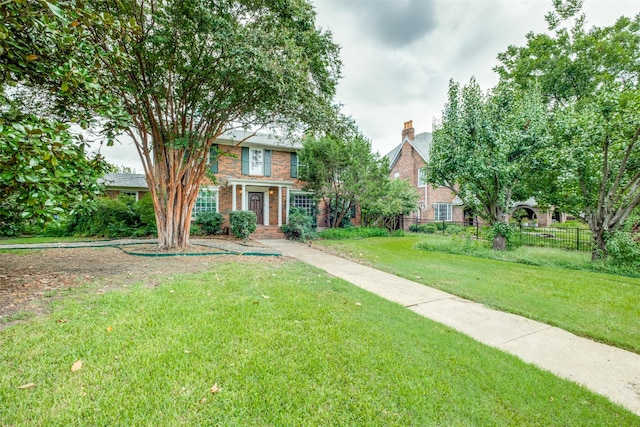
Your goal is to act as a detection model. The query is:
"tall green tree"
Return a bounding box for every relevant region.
[299,133,387,228]
[428,78,548,250]
[82,0,341,249]
[496,0,640,259]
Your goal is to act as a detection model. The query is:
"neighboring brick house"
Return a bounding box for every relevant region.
[101,173,149,201]
[102,130,351,237]
[385,120,464,228]
[385,121,567,228]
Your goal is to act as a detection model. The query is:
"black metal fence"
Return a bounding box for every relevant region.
[404,218,592,252]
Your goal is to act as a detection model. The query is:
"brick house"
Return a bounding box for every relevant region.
[103,130,349,238]
[385,120,465,228]
[101,173,149,201]
[385,121,567,228]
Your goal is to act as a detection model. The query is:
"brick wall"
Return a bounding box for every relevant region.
[215,145,304,188]
[389,138,462,225]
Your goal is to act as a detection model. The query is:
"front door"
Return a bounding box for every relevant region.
[249,192,264,224]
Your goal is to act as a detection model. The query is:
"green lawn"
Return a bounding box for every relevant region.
[1,259,636,425]
[316,235,640,354]
[0,236,102,245]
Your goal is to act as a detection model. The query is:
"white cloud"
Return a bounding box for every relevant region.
[314,0,639,156]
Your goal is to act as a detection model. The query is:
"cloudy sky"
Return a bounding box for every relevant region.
[95,0,638,171]
[312,0,638,157]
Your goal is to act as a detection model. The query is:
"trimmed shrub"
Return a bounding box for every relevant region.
[422,224,437,234]
[196,211,224,235]
[282,208,315,241]
[189,223,203,236]
[229,210,257,240]
[409,224,437,234]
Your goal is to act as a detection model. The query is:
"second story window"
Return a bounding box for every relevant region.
[250,148,263,175]
[418,168,426,187]
[241,147,271,177]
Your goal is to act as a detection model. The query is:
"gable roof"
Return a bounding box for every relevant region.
[385,131,432,168]
[216,129,302,151]
[100,173,148,189]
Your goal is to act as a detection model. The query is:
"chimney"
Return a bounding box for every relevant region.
[402,120,414,140]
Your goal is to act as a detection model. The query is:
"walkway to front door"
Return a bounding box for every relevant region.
[249,192,264,224]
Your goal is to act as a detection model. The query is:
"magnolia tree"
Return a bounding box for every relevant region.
[428,78,548,250]
[0,1,109,234]
[496,0,640,259]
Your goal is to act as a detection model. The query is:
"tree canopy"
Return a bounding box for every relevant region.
[428,78,548,250]
[496,0,640,259]
[299,133,387,228]
[360,178,419,230]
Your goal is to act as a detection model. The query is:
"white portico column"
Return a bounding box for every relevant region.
[285,187,291,224]
[277,186,283,227]
[241,184,247,210]
[232,184,237,211]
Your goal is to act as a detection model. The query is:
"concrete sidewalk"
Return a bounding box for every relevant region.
[259,239,640,417]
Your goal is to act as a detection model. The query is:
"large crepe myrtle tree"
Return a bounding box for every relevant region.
[496,0,640,259]
[76,0,342,249]
[427,78,548,250]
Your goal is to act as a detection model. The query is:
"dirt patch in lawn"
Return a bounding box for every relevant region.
[0,246,285,328]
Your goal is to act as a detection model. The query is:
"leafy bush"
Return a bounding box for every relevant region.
[606,231,640,268]
[319,227,388,240]
[445,224,464,235]
[422,224,437,234]
[41,221,70,237]
[487,222,522,249]
[229,210,257,240]
[196,211,224,235]
[67,196,138,238]
[189,223,203,236]
[390,229,405,237]
[66,195,157,238]
[408,224,437,234]
[134,193,156,229]
[281,208,315,241]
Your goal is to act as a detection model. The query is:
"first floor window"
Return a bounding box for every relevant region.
[192,188,218,217]
[291,194,316,217]
[433,203,452,222]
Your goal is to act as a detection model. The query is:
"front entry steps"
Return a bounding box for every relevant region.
[253,225,285,239]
